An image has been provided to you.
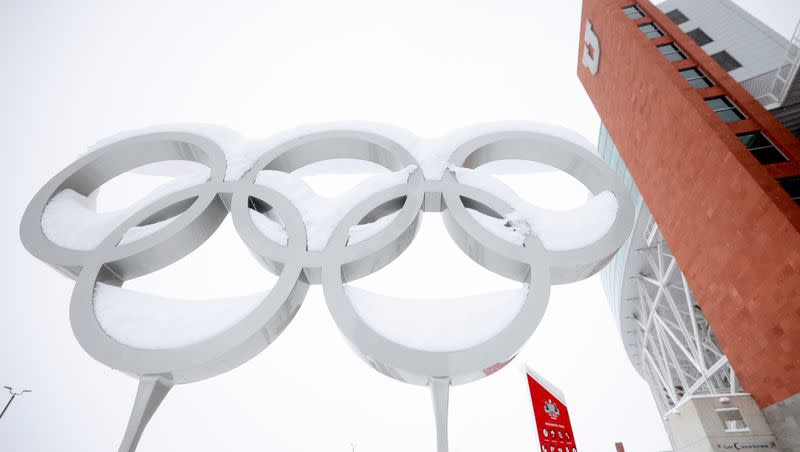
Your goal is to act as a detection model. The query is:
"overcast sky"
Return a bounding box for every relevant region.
[1,1,797,452]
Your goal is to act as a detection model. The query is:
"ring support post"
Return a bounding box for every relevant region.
[119,376,173,452]
[430,377,451,452]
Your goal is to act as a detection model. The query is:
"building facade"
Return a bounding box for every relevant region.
[579,0,800,450]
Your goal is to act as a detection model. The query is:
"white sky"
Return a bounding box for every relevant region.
[0,1,796,451]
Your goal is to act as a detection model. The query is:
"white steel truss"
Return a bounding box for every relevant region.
[629,218,741,418]
[763,19,800,109]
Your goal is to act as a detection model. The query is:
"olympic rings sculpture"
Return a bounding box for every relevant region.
[20,122,634,452]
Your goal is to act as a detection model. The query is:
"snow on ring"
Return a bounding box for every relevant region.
[19,122,634,452]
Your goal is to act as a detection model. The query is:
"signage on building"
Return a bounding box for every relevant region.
[582,20,600,75]
[525,366,578,452]
[715,441,778,450]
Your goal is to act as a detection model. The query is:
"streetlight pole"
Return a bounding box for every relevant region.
[1,387,31,420]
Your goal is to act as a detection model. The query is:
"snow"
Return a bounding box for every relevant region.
[118,216,178,246]
[346,285,528,352]
[227,122,419,181]
[292,158,388,176]
[83,121,595,183]
[84,124,244,176]
[453,167,618,251]
[83,122,416,182]
[475,159,557,174]
[236,121,597,181]
[406,137,458,181]
[467,209,527,246]
[254,165,416,250]
[56,122,607,251]
[41,168,210,250]
[249,210,289,246]
[503,193,618,250]
[347,211,401,246]
[295,159,391,198]
[248,200,401,248]
[93,283,264,349]
[451,166,520,206]
[411,121,599,180]
[444,121,597,157]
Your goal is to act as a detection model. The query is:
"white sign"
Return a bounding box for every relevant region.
[583,20,600,75]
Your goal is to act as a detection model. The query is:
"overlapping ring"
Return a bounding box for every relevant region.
[20,121,633,399]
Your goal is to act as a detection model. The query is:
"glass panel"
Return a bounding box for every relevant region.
[623,5,645,20]
[737,132,770,150]
[679,68,713,88]
[680,68,702,80]
[705,97,731,111]
[598,128,608,159]
[658,44,686,61]
[711,51,742,72]
[751,147,788,164]
[658,44,678,55]
[716,108,746,123]
[639,23,663,39]
[687,28,713,46]
[664,51,685,62]
[666,9,688,25]
[688,77,712,89]
[778,176,800,202]
[737,132,787,163]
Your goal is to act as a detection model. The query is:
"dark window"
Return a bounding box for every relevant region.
[778,176,800,205]
[623,5,646,19]
[687,28,713,46]
[705,97,746,122]
[710,51,743,72]
[680,67,713,88]
[717,408,748,433]
[738,132,788,164]
[657,43,686,62]
[666,9,689,25]
[639,23,664,39]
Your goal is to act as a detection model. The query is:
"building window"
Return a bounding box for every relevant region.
[717,408,749,432]
[687,28,713,46]
[778,176,800,205]
[738,132,788,164]
[680,67,713,89]
[623,5,646,20]
[657,43,686,62]
[705,97,746,122]
[710,51,743,72]
[639,23,664,39]
[666,9,689,25]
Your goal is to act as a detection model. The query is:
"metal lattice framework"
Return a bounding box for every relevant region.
[762,19,800,109]
[628,214,742,418]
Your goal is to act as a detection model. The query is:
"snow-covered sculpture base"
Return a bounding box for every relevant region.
[20,122,634,452]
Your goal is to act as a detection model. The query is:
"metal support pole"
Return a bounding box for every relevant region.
[0,395,16,420]
[118,376,173,452]
[429,377,451,452]
[1,387,31,420]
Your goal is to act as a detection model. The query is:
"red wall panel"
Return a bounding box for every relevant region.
[578,0,800,407]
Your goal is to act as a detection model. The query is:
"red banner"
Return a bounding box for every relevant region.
[525,367,578,452]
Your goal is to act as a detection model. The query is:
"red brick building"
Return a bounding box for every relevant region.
[579,0,800,449]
